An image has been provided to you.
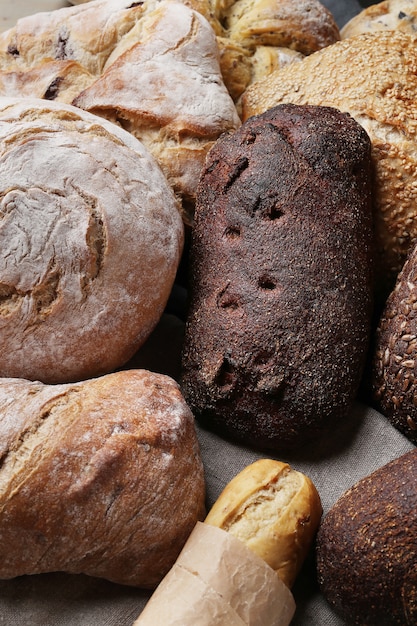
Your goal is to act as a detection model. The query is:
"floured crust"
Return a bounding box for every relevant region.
[242,30,417,292]
[0,58,95,102]
[205,459,322,588]
[0,370,206,588]
[0,0,241,224]
[0,97,183,384]
[72,2,241,208]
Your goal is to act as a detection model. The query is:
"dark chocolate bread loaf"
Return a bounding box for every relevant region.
[181,103,374,451]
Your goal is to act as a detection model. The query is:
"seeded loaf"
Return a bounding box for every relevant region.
[0,370,206,588]
[242,30,417,294]
[316,448,417,625]
[181,103,374,451]
[372,240,417,445]
[0,96,183,384]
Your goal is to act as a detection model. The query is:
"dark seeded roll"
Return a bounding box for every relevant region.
[181,103,374,451]
[372,240,417,444]
[316,448,417,625]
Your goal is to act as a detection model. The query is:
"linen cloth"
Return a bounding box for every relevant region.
[0,1,412,625]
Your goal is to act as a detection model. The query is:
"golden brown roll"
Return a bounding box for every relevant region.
[205,459,323,588]
[0,370,206,589]
[341,0,417,39]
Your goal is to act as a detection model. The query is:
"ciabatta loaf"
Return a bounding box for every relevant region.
[0,97,183,384]
[0,370,205,588]
[72,1,241,217]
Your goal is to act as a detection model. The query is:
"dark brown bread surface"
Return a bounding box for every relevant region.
[181,103,374,451]
[316,448,417,625]
[0,370,205,589]
[372,240,417,444]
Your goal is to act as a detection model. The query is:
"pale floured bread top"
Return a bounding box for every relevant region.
[73,2,241,209]
[341,0,417,39]
[0,96,184,384]
[242,30,417,290]
[0,0,145,75]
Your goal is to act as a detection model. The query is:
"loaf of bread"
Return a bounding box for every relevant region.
[372,240,417,445]
[204,459,322,588]
[181,103,374,451]
[316,448,417,625]
[135,459,322,625]
[0,97,183,384]
[341,0,417,39]
[0,0,339,223]
[242,30,417,293]
[0,369,206,588]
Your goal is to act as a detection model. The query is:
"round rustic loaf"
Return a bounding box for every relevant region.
[181,103,374,451]
[316,448,417,625]
[0,97,183,384]
[0,369,205,588]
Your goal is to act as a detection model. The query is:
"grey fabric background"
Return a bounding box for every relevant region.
[1,1,413,625]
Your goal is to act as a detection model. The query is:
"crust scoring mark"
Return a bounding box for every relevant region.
[223,156,249,192]
[0,184,107,317]
[44,77,64,101]
[215,356,236,390]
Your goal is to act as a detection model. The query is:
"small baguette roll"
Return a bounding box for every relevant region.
[205,459,322,588]
[134,460,321,624]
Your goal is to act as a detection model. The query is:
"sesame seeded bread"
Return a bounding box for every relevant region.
[0,370,206,588]
[372,240,417,444]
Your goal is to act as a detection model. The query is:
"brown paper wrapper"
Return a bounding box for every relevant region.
[134,522,295,626]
